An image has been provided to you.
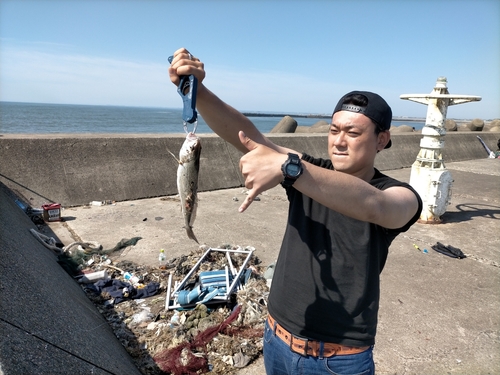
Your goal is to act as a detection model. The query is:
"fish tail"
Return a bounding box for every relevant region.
[186,226,199,244]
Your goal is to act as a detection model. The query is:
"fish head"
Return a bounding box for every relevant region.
[179,132,202,160]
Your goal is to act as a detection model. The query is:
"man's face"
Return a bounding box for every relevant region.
[328,111,388,180]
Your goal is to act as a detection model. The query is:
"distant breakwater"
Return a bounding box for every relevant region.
[242,112,426,122]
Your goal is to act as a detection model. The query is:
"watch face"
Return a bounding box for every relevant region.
[286,163,301,177]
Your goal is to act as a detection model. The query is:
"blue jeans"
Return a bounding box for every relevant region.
[263,320,375,375]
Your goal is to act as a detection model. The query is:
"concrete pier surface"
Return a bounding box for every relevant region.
[45,159,499,375]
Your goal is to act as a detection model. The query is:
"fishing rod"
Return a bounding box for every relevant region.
[476,136,495,158]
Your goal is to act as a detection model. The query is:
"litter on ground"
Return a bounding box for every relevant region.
[76,244,270,375]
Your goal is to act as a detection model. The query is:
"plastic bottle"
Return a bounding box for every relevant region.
[123,271,140,285]
[159,248,166,267]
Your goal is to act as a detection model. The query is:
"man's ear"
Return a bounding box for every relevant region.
[377,131,391,151]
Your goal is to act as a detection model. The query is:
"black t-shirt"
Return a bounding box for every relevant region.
[267,153,422,347]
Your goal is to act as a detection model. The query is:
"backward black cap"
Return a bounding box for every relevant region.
[333,90,393,148]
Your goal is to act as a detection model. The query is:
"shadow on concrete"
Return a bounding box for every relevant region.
[442,203,500,223]
[0,172,54,203]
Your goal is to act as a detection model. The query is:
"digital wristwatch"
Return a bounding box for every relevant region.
[281,153,303,187]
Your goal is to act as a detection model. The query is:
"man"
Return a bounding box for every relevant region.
[169,48,422,375]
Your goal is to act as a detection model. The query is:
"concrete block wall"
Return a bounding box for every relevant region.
[0,132,498,207]
[0,183,143,375]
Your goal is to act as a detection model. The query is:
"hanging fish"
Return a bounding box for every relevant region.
[170,132,201,243]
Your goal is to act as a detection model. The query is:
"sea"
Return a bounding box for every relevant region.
[0,101,425,134]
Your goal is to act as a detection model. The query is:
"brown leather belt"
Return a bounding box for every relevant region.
[267,315,370,358]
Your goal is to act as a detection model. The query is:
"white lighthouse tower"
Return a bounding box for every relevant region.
[400,77,481,223]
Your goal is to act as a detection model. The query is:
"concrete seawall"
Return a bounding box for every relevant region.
[1,132,498,207]
[0,183,143,375]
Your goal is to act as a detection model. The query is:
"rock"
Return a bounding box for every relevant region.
[294,126,310,133]
[458,124,471,132]
[390,124,415,133]
[294,120,330,134]
[485,119,500,131]
[489,126,500,132]
[445,119,457,131]
[310,120,329,129]
[465,118,484,131]
[270,116,297,133]
[308,122,330,133]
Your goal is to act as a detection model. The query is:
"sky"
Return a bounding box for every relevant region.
[0,0,499,119]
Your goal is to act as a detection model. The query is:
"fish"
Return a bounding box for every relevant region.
[170,132,202,243]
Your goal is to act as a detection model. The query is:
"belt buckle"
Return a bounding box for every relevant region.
[290,335,309,357]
